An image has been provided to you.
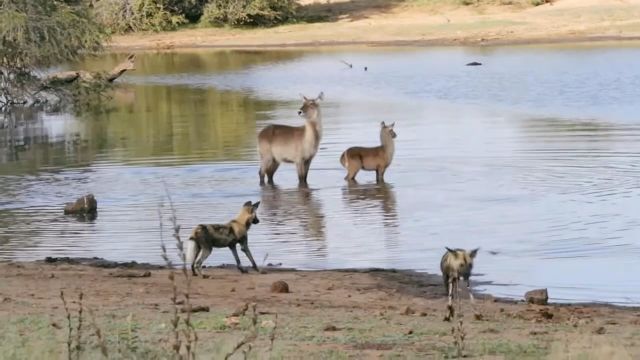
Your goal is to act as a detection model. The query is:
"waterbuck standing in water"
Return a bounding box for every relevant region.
[339,121,397,183]
[257,92,324,186]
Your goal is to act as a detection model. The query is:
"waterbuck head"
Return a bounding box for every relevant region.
[240,201,261,226]
[298,92,324,121]
[381,121,397,139]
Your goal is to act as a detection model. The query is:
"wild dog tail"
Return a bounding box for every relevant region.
[339,149,348,169]
[185,236,199,266]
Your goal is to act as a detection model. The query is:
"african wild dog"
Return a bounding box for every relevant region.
[186,201,261,276]
[440,247,479,321]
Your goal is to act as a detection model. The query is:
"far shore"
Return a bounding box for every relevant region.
[106,0,640,52]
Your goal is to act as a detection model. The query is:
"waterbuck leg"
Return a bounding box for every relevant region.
[302,158,313,183]
[229,245,247,273]
[376,167,385,183]
[266,161,279,185]
[240,242,259,272]
[296,161,307,185]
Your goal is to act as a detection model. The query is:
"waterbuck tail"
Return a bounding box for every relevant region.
[339,150,348,169]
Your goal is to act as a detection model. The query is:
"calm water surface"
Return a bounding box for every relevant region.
[2,45,640,304]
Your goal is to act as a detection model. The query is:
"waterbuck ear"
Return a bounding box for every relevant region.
[300,93,309,101]
[316,92,324,101]
[381,121,386,128]
[469,248,479,259]
[243,201,253,207]
[252,201,261,210]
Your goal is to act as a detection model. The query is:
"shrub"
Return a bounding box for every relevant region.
[200,0,297,27]
[92,0,186,34]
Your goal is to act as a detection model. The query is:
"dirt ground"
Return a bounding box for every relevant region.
[1,259,639,359]
[108,0,640,51]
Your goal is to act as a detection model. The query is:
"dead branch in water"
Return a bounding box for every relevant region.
[45,54,136,85]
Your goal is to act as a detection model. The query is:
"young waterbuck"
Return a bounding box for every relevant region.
[339,121,396,183]
[257,92,324,186]
[440,247,479,321]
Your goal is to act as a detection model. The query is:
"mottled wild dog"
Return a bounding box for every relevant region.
[186,201,261,276]
[257,92,324,186]
[440,247,479,321]
[339,121,396,183]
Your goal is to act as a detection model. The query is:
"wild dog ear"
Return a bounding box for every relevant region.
[445,247,457,254]
[469,248,479,258]
[252,201,261,210]
[243,201,253,207]
[381,121,386,128]
[316,92,324,101]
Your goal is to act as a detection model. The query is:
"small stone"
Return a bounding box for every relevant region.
[539,309,554,320]
[230,287,235,292]
[594,326,606,335]
[419,311,428,317]
[525,288,549,305]
[400,306,415,316]
[474,313,484,321]
[270,280,289,293]
[49,273,55,278]
[225,317,240,327]
[261,320,275,328]
[323,324,339,331]
[406,329,414,335]
[202,274,210,279]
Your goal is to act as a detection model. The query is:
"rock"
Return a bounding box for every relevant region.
[419,311,428,317]
[323,324,340,331]
[229,303,249,317]
[539,309,554,320]
[406,329,414,335]
[594,326,606,335]
[225,316,240,327]
[63,194,97,215]
[474,312,484,321]
[400,306,415,316]
[270,280,290,293]
[466,61,482,66]
[525,288,549,305]
[109,271,151,278]
[181,305,209,313]
[261,320,276,328]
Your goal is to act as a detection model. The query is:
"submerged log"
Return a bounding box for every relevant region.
[45,54,135,85]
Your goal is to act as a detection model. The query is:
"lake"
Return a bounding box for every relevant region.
[1,44,640,305]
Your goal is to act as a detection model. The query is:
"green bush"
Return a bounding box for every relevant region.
[201,0,297,27]
[92,0,186,34]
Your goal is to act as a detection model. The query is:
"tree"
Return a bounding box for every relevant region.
[0,0,108,112]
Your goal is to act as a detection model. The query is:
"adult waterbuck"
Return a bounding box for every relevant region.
[257,92,324,186]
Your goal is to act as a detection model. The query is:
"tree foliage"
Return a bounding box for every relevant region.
[201,0,297,27]
[0,0,107,112]
[91,0,187,34]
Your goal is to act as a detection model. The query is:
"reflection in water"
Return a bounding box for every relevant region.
[259,185,326,260]
[342,182,398,229]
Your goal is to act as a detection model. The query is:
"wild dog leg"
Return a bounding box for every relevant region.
[229,245,247,273]
[466,277,475,303]
[240,241,259,272]
[445,278,455,321]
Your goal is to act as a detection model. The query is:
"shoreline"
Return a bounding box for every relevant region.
[15,256,640,310]
[2,258,640,357]
[106,35,640,52]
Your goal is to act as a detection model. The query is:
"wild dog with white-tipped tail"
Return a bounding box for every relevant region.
[186,201,261,277]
